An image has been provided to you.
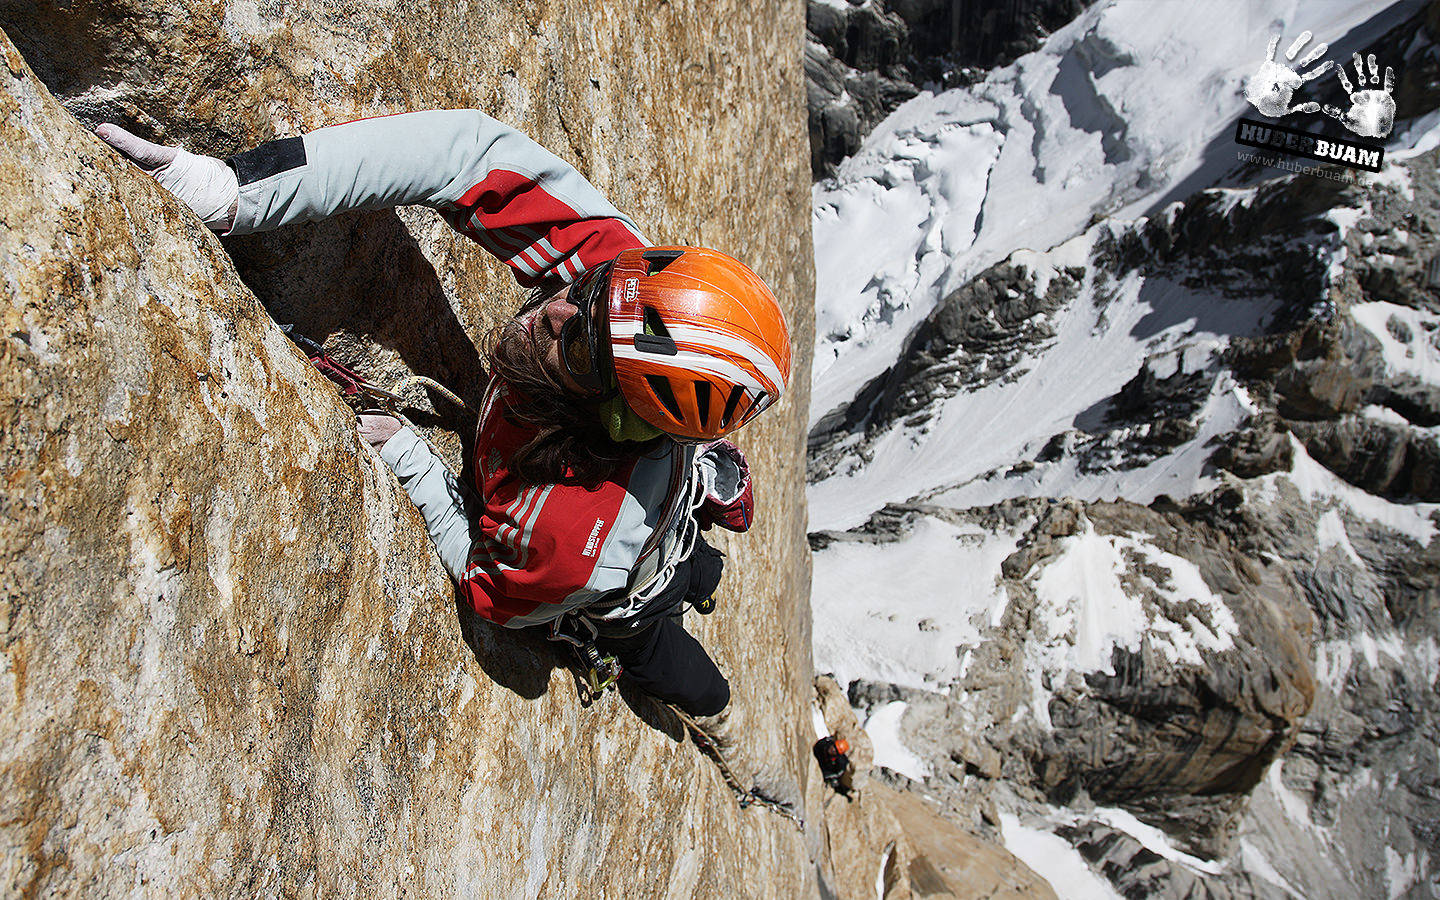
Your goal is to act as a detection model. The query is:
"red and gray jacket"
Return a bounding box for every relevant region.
[228,110,746,628]
[228,109,646,287]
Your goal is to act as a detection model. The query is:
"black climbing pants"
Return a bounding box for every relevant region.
[597,617,730,717]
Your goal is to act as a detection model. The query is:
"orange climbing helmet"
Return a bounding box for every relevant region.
[579,246,791,441]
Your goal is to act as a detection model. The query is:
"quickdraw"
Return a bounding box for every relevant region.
[548,615,622,706]
[283,325,469,414]
[668,705,806,831]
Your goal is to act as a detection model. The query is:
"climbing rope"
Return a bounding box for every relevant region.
[667,705,806,831]
[387,374,468,412]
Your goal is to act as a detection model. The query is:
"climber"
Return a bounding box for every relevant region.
[813,735,852,796]
[94,110,793,802]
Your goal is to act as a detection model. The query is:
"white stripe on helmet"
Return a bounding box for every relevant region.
[610,328,785,397]
[661,321,787,393]
[611,345,777,398]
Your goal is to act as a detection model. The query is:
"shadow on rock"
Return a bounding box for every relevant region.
[453,600,559,701]
[450,607,696,734]
[225,210,491,423]
[619,683,688,743]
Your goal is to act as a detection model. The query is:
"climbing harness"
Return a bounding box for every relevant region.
[283,325,469,414]
[548,615,623,706]
[668,705,806,831]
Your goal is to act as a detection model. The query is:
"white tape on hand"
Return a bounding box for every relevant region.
[96,124,239,232]
[158,148,239,230]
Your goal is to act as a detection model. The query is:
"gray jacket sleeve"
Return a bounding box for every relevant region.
[377,426,473,584]
[225,109,647,285]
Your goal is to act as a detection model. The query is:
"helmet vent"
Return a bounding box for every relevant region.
[720,385,746,427]
[642,305,670,337]
[641,249,684,275]
[636,305,678,354]
[694,381,712,425]
[646,375,684,421]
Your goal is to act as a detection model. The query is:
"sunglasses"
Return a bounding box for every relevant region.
[557,262,615,397]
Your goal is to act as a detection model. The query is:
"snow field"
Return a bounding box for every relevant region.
[810,703,830,741]
[810,246,1278,532]
[1090,806,1226,876]
[812,517,1023,692]
[1315,508,1367,565]
[1277,436,1440,545]
[926,367,1255,512]
[1021,519,1237,728]
[811,111,1004,419]
[860,701,929,781]
[1000,801,1240,898]
[999,812,1125,900]
[1350,301,1440,383]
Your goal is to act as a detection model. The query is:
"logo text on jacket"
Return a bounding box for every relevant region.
[583,518,606,557]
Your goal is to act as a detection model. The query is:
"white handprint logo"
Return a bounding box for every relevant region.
[1323,53,1396,138]
[1245,31,1334,117]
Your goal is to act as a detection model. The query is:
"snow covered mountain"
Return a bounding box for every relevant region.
[807,1,1440,897]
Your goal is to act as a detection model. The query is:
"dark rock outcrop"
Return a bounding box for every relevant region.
[1209,411,1294,479]
[825,495,1315,858]
[1289,414,1440,501]
[809,261,1080,479]
[1072,362,1213,474]
[1005,499,1313,854]
[806,0,1092,178]
[1222,133,1440,501]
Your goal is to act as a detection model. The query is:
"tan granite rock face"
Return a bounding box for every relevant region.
[876,785,1058,900]
[0,2,822,894]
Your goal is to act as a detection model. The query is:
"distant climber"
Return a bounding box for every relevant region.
[96,110,793,802]
[813,735,852,796]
